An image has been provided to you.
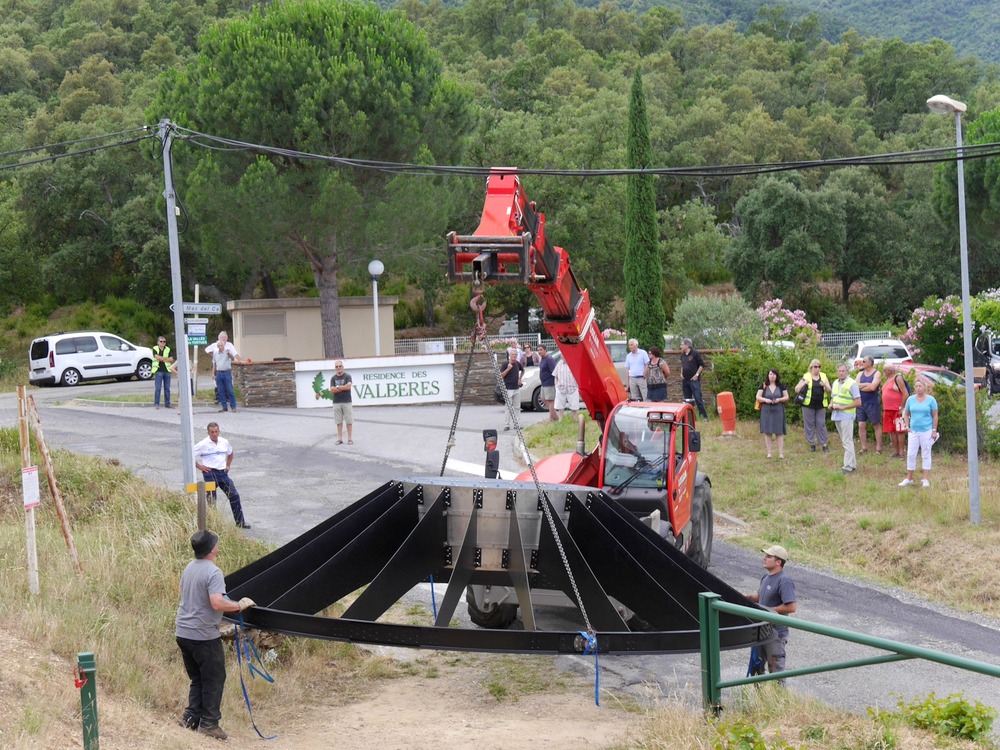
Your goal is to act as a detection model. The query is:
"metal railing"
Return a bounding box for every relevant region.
[698,592,1000,712]
[819,330,893,360]
[394,333,543,355]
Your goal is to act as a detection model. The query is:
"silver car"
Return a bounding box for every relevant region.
[519,346,629,411]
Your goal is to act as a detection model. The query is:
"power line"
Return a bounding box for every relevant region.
[0,132,157,172]
[171,123,1000,179]
[1,121,997,181]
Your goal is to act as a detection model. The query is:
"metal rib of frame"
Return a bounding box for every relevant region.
[226,479,767,654]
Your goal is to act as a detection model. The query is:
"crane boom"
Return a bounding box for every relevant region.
[447,170,626,428]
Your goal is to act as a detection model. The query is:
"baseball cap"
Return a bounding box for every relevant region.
[762,544,788,562]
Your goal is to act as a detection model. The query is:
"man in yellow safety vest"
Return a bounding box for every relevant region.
[830,363,861,473]
[152,335,174,409]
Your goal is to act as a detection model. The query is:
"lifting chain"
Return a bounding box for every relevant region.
[439,284,594,638]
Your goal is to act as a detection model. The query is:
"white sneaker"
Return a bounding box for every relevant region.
[898,478,914,487]
[921,479,930,488]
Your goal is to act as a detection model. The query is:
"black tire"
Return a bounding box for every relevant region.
[688,482,714,568]
[532,386,544,412]
[136,359,153,381]
[466,586,518,629]
[61,368,81,387]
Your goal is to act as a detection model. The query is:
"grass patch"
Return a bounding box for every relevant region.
[0,433,408,743]
[480,654,558,702]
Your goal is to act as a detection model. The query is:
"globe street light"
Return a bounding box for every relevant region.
[368,259,385,356]
[926,94,980,524]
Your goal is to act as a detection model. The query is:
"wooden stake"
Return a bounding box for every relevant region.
[18,386,40,594]
[27,395,83,575]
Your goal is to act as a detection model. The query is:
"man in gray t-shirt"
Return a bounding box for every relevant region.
[175,530,255,740]
[745,544,797,678]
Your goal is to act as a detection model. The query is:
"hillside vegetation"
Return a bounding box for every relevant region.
[1,0,999,346]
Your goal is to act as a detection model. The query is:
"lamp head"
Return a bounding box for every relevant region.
[368,259,384,279]
[926,94,967,115]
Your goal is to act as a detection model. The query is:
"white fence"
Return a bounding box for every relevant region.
[394,333,544,355]
[819,331,892,360]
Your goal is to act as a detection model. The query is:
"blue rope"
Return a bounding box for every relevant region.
[234,613,278,740]
[577,631,600,706]
[746,645,764,677]
[429,574,438,620]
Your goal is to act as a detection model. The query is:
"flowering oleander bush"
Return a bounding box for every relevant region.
[756,299,822,346]
[971,287,1000,336]
[602,328,627,340]
[900,296,962,367]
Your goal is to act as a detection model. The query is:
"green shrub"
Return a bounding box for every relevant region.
[893,692,996,742]
[709,343,830,422]
[899,296,962,368]
[671,293,764,350]
[930,384,1000,458]
[713,719,794,750]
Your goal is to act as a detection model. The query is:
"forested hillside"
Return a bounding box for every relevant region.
[613,0,1000,64]
[1,0,1000,347]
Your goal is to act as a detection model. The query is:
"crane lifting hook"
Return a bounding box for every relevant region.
[469,291,488,344]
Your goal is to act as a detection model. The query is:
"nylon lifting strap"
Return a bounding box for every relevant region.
[234,612,278,740]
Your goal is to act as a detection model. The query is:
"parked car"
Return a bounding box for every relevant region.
[520,345,630,411]
[845,339,913,369]
[973,332,1000,394]
[894,363,979,392]
[29,331,155,387]
[498,308,543,337]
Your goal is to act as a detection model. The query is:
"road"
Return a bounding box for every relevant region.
[3,380,999,720]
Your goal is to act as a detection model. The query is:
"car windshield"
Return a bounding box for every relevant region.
[922,369,962,387]
[862,345,909,359]
[604,406,670,491]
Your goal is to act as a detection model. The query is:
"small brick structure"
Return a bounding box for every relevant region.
[229,349,722,410]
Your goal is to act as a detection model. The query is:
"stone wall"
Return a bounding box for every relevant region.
[231,360,296,408]
[228,349,725,410]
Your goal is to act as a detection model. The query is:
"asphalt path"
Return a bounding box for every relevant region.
[3,380,999,721]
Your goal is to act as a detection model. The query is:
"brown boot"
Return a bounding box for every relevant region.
[198,725,228,740]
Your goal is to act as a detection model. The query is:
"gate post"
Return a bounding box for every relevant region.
[77,651,99,749]
[699,592,723,713]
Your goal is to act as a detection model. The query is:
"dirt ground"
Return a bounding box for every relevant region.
[0,629,645,750]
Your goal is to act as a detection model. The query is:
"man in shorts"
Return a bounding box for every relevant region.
[537,345,558,422]
[745,544,797,680]
[553,356,580,419]
[328,361,354,445]
[856,356,883,454]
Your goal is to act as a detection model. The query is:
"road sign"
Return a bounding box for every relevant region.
[182,302,222,315]
[185,317,209,324]
[187,335,208,346]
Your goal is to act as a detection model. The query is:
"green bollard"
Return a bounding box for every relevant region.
[77,651,99,750]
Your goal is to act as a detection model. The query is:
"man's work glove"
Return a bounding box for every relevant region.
[238,597,256,611]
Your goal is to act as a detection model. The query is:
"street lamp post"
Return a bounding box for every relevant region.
[368,259,385,356]
[926,94,981,525]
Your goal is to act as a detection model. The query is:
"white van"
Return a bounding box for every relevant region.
[29,331,155,386]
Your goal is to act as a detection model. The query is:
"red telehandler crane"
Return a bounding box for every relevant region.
[448,169,714,626]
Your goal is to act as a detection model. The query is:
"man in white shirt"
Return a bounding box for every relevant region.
[205,332,242,413]
[552,357,580,418]
[625,338,650,400]
[193,422,249,528]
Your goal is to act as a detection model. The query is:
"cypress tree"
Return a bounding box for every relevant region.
[623,67,665,351]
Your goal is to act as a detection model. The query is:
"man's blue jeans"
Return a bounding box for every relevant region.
[202,468,246,526]
[682,379,709,419]
[154,370,171,407]
[215,370,236,410]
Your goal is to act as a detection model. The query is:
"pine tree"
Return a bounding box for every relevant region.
[623,67,665,351]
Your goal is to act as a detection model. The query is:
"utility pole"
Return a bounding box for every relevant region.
[158,119,196,489]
